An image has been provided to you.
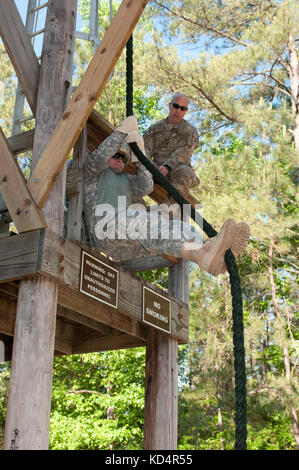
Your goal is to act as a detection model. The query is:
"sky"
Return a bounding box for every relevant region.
[14,0,84,57]
[15,0,84,27]
[6,1,197,124]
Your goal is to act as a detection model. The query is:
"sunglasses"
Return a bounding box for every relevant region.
[112,152,127,163]
[171,102,188,112]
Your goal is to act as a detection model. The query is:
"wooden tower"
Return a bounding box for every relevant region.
[0,0,192,450]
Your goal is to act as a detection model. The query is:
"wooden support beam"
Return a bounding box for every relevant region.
[0,282,18,299]
[169,260,190,305]
[3,274,59,450]
[0,127,46,233]
[0,128,35,223]
[87,109,115,151]
[7,129,35,156]
[32,2,77,236]
[143,261,189,450]
[27,0,149,209]
[0,194,7,214]
[0,212,10,237]
[0,294,74,356]
[54,318,74,355]
[0,292,143,356]
[0,294,16,337]
[73,331,145,354]
[0,229,43,281]
[58,283,147,342]
[57,306,114,336]
[0,0,39,113]
[2,107,112,159]
[0,229,189,343]
[120,256,175,272]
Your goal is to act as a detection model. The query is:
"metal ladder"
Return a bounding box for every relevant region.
[75,0,100,52]
[11,0,109,136]
[11,0,45,135]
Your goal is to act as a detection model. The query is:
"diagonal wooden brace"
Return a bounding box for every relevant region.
[0,127,46,233]
[28,0,149,209]
[0,0,40,114]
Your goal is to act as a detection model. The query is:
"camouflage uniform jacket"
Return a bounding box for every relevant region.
[143,118,199,170]
[83,130,154,229]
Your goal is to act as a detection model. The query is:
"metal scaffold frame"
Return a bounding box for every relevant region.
[11,0,109,136]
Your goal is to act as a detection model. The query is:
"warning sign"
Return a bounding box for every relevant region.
[80,250,119,309]
[142,286,171,334]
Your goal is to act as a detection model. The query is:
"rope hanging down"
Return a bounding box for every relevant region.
[126,35,134,117]
[125,35,247,450]
[130,142,247,450]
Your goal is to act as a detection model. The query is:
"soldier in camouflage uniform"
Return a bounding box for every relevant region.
[83,116,194,261]
[143,93,200,203]
[82,116,250,276]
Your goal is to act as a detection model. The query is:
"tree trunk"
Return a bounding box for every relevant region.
[268,238,299,449]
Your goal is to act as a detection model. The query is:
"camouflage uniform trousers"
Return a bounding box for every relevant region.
[88,207,203,261]
[164,164,199,202]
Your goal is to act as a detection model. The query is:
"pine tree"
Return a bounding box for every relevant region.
[147,0,298,448]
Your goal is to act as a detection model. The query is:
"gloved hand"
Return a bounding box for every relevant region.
[116,116,139,134]
[125,130,145,162]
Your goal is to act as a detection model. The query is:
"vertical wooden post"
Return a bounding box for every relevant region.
[67,126,87,241]
[0,334,13,362]
[143,260,189,450]
[0,213,10,238]
[0,340,4,363]
[4,0,77,450]
[168,260,189,303]
[143,330,179,450]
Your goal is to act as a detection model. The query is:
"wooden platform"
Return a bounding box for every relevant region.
[0,229,189,359]
[0,108,201,214]
[0,109,193,360]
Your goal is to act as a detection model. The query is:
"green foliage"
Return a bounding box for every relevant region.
[246,414,296,450]
[0,43,17,135]
[49,349,146,450]
[177,390,235,450]
[0,365,10,449]
[177,389,296,450]
[137,266,168,290]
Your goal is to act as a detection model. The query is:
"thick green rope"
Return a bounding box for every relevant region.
[126,35,134,117]
[126,34,247,450]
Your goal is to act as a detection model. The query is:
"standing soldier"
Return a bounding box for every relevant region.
[143,93,200,205]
